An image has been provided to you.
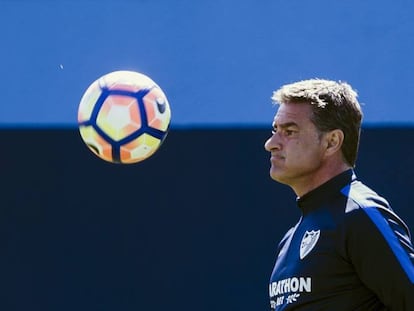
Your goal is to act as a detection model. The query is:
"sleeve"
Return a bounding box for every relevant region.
[345,205,414,311]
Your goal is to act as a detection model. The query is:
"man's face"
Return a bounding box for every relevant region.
[264,102,327,188]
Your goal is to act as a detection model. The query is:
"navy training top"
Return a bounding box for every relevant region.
[269,169,414,310]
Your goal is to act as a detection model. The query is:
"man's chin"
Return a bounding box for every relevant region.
[270,169,287,184]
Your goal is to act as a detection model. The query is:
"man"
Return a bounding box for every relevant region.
[264,79,414,310]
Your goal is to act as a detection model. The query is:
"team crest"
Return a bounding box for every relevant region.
[300,230,320,259]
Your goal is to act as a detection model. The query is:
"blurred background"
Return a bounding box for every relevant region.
[2,0,414,127]
[1,0,413,310]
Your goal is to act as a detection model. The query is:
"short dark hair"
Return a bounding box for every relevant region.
[272,79,363,167]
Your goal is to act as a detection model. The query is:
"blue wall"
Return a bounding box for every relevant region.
[1,0,414,127]
[1,128,413,310]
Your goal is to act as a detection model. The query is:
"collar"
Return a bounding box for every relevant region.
[297,169,356,214]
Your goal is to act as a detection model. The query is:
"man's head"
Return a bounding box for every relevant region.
[264,79,363,196]
[271,79,363,167]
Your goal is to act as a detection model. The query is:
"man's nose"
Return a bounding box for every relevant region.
[264,134,281,152]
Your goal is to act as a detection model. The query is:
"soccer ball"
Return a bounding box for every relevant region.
[77,70,171,164]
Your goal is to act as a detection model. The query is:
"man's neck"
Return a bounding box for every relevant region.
[292,162,352,198]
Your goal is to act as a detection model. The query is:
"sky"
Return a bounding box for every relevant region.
[1,0,414,127]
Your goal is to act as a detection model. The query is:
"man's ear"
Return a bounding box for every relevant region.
[324,129,344,156]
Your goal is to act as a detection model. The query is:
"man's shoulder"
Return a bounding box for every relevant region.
[340,179,391,213]
[339,179,411,237]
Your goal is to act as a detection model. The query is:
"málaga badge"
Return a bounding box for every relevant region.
[300,230,320,260]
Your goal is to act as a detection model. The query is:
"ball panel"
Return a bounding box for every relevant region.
[79,126,113,162]
[97,95,142,141]
[100,70,156,92]
[143,87,171,131]
[77,81,102,122]
[120,134,161,163]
